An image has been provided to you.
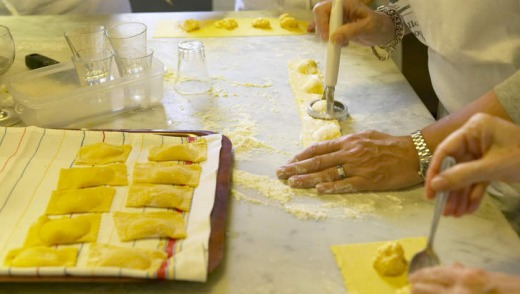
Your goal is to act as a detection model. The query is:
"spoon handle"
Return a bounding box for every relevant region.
[427,156,456,248]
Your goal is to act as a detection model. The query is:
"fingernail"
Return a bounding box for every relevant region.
[276,168,287,178]
[288,176,301,187]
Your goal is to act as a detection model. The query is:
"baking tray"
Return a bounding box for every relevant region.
[0,129,233,282]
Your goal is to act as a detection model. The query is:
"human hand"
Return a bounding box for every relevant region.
[425,113,520,217]
[311,0,396,46]
[408,263,496,294]
[276,130,422,194]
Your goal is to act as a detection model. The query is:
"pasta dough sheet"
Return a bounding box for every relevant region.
[126,183,193,211]
[113,211,187,242]
[24,214,101,247]
[5,247,79,268]
[45,186,115,215]
[133,162,202,187]
[75,142,132,165]
[154,17,308,38]
[56,164,128,189]
[148,139,207,163]
[87,243,167,272]
[330,237,426,294]
[288,59,342,146]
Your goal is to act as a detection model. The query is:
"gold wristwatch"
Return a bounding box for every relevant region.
[410,130,433,180]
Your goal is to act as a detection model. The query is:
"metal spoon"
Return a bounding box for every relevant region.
[408,155,456,275]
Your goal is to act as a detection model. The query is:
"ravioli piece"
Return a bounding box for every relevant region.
[148,139,207,162]
[132,162,201,187]
[214,18,238,30]
[87,243,167,272]
[45,186,115,215]
[113,211,187,242]
[56,164,128,190]
[179,19,200,32]
[75,142,132,165]
[24,214,101,247]
[126,184,193,211]
[5,246,79,267]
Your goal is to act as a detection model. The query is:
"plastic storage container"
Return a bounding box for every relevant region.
[6,58,165,128]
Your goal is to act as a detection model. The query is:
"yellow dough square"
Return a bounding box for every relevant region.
[132,162,201,187]
[113,211,187,242]
[24,214,102,247]
[148,139,207,163]
[5,246,79,267]
[75,142,132,165]
[87,243,167,272]
[125,184,194,211]
[56,164,128,190]
[330,237,426,293]
[45,186,115,215]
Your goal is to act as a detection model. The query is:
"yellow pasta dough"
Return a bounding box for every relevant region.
[126,184,193,211]
[75,142,132,165]
[179,19,200,32]
[214,18,238,30]
[113,211,187,242]
[5,246,78,267]
[56,164,128,190]
[148,139,207,163]
[251,17,271,29]
[279,13,299,29]
[87,243,167,272]
[24,214,101,247]
[132,162,201,187]
[45,186,115,215]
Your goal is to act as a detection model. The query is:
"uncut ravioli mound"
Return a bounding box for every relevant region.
[45,186,115,215]
[57,164,128,189]
[148,139,207,163]
[5,246,78,267]
[75,142,132,165]
[126,184,193,211]
[133,162,201,187]
[113,211,187,242]
[87,243,167,272]
[24,214,101,247]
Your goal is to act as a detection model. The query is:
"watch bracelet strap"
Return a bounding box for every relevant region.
[410,130,433,179]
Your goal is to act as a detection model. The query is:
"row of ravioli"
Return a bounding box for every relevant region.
[4,138,207,273]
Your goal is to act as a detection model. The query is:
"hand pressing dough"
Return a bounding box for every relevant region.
[75,142,132,165]
[56,164,128,189]
[132,162,201,187]
[24,214,101,247]
[126,184,193,211]
[180,19,200,32]
[45,186,115,215]
[87,243,167,272]
[148,139,207,163]
[372,241,408,276]
[214,18,238,30]
[5,246,78,267]
[113,211,187,241]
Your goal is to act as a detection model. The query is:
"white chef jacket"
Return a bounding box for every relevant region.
[0,0,132,15]
[398,0,520,114]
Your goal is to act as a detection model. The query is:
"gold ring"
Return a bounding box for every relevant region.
[337,164,346,180]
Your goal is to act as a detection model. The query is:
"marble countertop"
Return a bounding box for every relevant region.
[1,10,520,294]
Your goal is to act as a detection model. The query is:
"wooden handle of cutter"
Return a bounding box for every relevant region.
[325,0,343,87]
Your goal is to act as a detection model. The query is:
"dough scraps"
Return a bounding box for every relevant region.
[24,214,101,247]
[330,237,426,293]
[5,246,78,267]
[148,139,207,163]
[56,164,128,189]
[132,162,202,187]
[87,243,167,272]
[113,211,187,242]
[74,142,132,165]
[45,186,115,215]
[288,59,342,146]
[125,183,193,211]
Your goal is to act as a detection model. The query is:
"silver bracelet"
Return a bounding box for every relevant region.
[370,5,405,61]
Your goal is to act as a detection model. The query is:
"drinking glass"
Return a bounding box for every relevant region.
[0,25,17,126]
